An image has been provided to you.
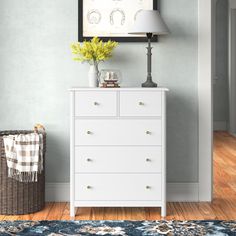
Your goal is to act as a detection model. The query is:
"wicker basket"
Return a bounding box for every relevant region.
[0,130,46,215]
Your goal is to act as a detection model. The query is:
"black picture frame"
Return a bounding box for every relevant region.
[78,0,158,42]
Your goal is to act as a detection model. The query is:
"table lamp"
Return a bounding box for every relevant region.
[129,10,169,87]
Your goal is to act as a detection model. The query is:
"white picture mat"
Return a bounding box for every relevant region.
[83,0,154,37]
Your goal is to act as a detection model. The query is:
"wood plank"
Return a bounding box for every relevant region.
[3,215,19,220]
[103,207,118,220]
[170,203,187,221]
[198,203,216,220]
[122,207,132,220]
[18,213,34,221]
[131,207,146,221]
[147,207,162,220]
[75,207,92,220]
[178,203,203,220]
[91,208,105,221]
[61,203,71,221]
[46,202,66,220]
[31,202,54,221]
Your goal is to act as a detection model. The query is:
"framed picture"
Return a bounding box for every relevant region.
[78,0,158,42]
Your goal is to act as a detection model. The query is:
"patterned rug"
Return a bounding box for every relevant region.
[0,220,236,235]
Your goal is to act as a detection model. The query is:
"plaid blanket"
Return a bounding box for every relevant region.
[3,133,43,182]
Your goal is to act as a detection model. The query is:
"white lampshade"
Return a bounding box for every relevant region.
[129,10,169,35]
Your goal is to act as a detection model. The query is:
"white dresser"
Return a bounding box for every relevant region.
[69,88,168,217]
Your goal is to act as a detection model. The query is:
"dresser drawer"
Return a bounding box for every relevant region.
[75,91,117,116]
[75,119,162,146]
[120,91,162,117]
[75,174,162,201]
[75,147,162,173]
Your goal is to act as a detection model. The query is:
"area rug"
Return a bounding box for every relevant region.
[0,220,236,235]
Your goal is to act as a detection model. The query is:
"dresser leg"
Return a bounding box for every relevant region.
[70,206,76,218]
[161,206,166,218]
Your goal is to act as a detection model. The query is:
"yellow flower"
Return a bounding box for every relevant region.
[70,37,118,64]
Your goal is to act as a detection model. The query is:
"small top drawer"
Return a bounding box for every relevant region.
[75,91,117,116]
[120,91,162,117]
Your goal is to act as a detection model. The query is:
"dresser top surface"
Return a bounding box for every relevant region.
[69,87,169,92]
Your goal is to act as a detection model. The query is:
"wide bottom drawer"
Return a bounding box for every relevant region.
[75,174,162,201]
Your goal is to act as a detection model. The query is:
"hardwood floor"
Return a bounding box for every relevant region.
[1,131,236,220]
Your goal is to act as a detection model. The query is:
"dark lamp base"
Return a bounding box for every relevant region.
[142,80,158,88]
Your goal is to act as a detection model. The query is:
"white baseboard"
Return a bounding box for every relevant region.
[167,183,199,202]
[214,121,228,131]
[45,183,70,202]
[230,132,236,137]
[46,182,199,202]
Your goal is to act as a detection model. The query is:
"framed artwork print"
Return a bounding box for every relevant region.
[78,0,158,42]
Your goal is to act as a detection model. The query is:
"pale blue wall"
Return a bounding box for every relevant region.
[0,0,198,183]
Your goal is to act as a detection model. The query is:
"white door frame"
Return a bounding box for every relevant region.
[198,0,213,201]
[229,0,236,135]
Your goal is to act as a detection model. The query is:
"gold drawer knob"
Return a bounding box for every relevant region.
[94,102,99,106]
[146,186,151,190]
[86,158,92,162]
[87,131,92,135]
[146,158,151,162]
[146,131,151,135]
[87,186,92,189]
[139,102,144,106]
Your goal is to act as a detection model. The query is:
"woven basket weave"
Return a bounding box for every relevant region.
[0,130,46,215]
